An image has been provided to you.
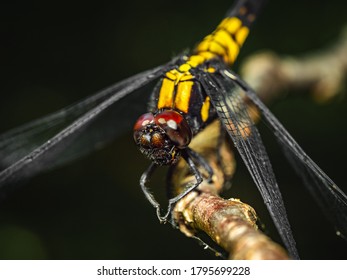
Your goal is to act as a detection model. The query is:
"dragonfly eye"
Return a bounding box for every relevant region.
[133,112,181,165]
[154,110,192,148]
[133,113,155,141]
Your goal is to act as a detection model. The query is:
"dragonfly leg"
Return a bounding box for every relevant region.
[185,148,213,183]
[161,150,204,221]
[140,163,167,223]
[141,150,208,223]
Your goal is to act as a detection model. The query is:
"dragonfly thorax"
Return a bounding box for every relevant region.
[133,110,192,166]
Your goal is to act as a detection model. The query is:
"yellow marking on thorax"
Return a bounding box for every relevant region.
[179,63,191,72]
[157,68,195,111]
[175,81,194,113]
[200,96,210,122]
[157,44,219,113]
[158,78,175,109]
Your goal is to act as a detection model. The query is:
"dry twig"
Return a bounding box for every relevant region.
[240,27,347,104]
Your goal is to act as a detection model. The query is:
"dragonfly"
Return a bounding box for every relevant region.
[0,0,346,260]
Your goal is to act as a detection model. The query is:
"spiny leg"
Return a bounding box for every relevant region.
[140,160,201,223]
[139,162,166,222]
[161,150,204,221]
[140,150,208,223]
[185,147,213,183]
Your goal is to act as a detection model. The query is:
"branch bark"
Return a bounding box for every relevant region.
[170,26,347,260]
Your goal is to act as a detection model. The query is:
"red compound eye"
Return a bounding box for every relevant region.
[133,113,154,141]
[133,113,154,130]
[154,110,192,148]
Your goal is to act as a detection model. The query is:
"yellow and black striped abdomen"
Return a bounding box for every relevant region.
[154,1,261,134]
[195,16,249,65]
[155,17,251,130]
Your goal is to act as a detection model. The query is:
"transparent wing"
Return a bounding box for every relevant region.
[0,64,167,190]
[222,68,347,239]
[199,70,299,259]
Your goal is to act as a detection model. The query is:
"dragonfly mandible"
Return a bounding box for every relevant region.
[0,0,346,259]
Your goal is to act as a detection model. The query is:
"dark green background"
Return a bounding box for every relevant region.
[0,0,346,259]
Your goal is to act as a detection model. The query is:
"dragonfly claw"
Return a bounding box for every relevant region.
[156,205,172,224]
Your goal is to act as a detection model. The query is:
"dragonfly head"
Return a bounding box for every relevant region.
[133,110,192,166]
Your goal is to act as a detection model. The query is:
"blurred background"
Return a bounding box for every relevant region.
[0,0,346,259]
